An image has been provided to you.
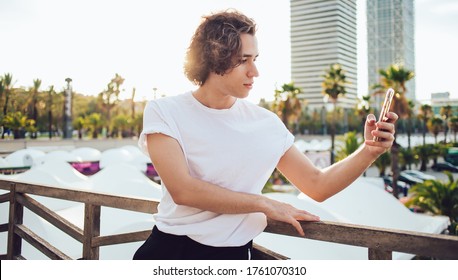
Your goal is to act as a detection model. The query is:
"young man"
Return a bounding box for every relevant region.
[133,9,397,260]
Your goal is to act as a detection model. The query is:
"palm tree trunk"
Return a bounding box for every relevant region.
[330,102,337,164]
[48,110,52,139]
[407,119,412,169]
[423,118,427,146]
[444,123,448,143]
[391,142,400,198]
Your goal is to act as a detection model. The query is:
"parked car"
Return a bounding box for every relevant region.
[431,162,458,173]
[383,176,409,196]
[445,147,458,165]
[397,172,424,185]
[400,170,436,181]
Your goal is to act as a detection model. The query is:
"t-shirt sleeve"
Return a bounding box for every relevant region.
[283,129,295,154]
[138,100,178,155]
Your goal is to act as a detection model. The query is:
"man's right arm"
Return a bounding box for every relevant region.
[146,133,319,236]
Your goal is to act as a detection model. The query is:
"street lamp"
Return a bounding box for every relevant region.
[63,78,73,139]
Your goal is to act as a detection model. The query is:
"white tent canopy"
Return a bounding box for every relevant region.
[255,178,450,260]
[70,147,101,162]
[4,149,45,168]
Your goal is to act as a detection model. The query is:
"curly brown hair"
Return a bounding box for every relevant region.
[184,10,257,86]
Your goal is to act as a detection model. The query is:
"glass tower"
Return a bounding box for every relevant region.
[366,0,416,101]
[291,0,358,109]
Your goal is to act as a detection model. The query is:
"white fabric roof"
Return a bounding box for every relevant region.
[4,149,46,167]
[70,147,101,162]
[88,162,162,199]
[41,150,82,163]
[0,157,7,168]
[255,178,450,260]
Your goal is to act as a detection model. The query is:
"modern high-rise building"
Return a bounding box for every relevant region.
[366,0,416,101]
[291,0,358,109]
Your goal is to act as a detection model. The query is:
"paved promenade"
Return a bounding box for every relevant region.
[0,138,138,156]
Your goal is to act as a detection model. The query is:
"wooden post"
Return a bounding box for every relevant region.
[7,183,23,259]
[82,203,100,260]
[368,248,392,260]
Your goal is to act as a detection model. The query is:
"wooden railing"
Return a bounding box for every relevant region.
[1,179,457,260]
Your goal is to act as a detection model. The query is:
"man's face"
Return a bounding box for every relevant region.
[212,33,259,99]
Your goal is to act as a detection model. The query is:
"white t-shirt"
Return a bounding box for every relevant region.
[139,91,294,246]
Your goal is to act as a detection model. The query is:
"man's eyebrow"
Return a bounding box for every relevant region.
[242,53,259,58]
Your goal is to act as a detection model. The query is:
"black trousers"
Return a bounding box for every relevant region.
[133,226,252,260]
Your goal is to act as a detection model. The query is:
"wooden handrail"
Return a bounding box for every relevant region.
[1,179,457,260]
[265,219,458,259]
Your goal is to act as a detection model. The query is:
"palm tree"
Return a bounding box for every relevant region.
[427,116,444,144]
[440,105,453,143]
[406,172,458,234]
[418,104,433,145]
[271,82,303,133]
[0,77,4,111]
[112,114,130,138]
[406,100,415,149]
[414,144,432,171]
[130,87,136,137]
[3,111,34,139]
[47,85,56,139]
[449,116,458,143]
[399,147,417,171]
[355,95,372,134]
[1,73,13,116]
[85,113,103,139]
[374,151,391,177]
[29,79,41,139]
[73,116,85,139]
[376,64,414,198]
[0,77,4,137]
[336,131,362,162]
[1,73,14,139]
[321,63,348,164]
[99,74,125,137]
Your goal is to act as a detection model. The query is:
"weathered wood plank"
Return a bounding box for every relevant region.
[16,193,84,242]
[0,180,159,214]
[252,243,289,260]
[265,219,458,260]
[0,223,8,233]
[92,230,151,247]
[14,224,72,260]
[368,248,392,260]
[7,183,23,260]
[82,204,100,260]
[0,192,9,203]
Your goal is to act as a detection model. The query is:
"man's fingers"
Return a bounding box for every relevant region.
[385,112,399,123]
[290,211,320,236]
[296,210,320,221]
[371,129,395,142]
[291,219,305,236]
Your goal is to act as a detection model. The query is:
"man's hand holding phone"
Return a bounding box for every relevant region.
[373,88,395,142]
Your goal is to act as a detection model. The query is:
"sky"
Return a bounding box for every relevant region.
[1,0,457,104]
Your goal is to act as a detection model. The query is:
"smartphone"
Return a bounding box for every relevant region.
[373,88,395,141]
